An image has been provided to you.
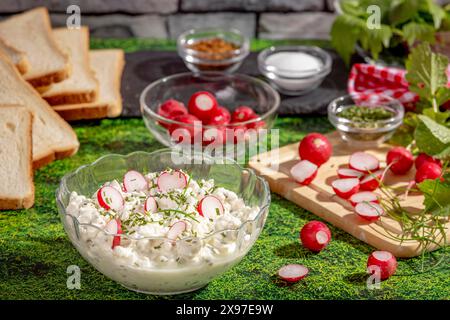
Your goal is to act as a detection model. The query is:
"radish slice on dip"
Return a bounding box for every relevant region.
[157,170,187,192]
[349,152,380,173]
[359,169,384,191]
[144,196,158,214]
[367,251,397,280]
[188,91,218,121]
[300,220,331,252]
[290,160,318,186]
[355,202,384,221]
[331,178,360,199]
[278,264,309,282]
[349,191,379,207]
[197,195,224,219]
[167,221,187,240]
[97,186,124,211]
[337,168,364,179]
[105,219,122,249]
[123,170,148,192]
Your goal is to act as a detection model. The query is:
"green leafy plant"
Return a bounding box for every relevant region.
[331,0,449,64]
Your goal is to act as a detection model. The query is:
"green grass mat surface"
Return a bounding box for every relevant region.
[0,39,449,300]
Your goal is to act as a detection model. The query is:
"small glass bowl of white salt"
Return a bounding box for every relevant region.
[258,46,332,96]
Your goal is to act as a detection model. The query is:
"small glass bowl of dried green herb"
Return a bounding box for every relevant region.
[328,94,404,148]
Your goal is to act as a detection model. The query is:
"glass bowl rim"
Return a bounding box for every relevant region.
[56,149,271,244]
[177,27,250,64]
[140,72,280,128]
[257,45,332,79]
[327,93,405,131]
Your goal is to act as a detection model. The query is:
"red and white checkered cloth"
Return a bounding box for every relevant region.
[348,63,450,110]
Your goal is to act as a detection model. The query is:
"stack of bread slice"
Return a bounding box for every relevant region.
[0,7,125,210]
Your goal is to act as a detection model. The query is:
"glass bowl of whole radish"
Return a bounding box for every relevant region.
[56,149,270,295]
[140,72,280,159]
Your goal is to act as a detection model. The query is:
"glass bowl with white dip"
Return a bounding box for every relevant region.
[56,149,270,295]
[258,46,332,95]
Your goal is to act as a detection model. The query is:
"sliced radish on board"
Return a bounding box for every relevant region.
[290,160,318,186]
[349,152,380,173]
[167,221,187,240]
[144,196,158,214]
[349,191,379,207]
[331,178,360,199]
[355,202,384,221]
[278,264,309,282]
[188,91,218,121]
[105,218,122,249]
[359,169,384,191]
[197,195,224,219]
[300,220,331,252]
[157,170,187,192]
[123,170,148,192]
[337,168,364,179]
[367,251,397,280]
[97,186,124,211]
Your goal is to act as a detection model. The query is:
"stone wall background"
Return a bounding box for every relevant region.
[1,0,449,39]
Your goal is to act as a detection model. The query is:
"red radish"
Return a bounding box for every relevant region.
[331,178,360,199]
[167,221,187,240]
[157,99,187,119]
[359,169,384,191]
[188,91,218,121]
[349,191,379,207]
[278,264,309,282]
[386,147,414,175]
[123,170,148,192]
[337,168,364,179]
[300,220,331,252]
[144,196,158,214]
[169,114,201,144]
[298,133,332,166]
[355,202,384,221]
[367,251,397,280]
[290,160,318,186]
[231,106,255,123]
[415,162,443,183]
[105,219,122,249]
[157,170,187,192]
[207,106,231,126]
[246,118,266,130]
[202,127,225,146]
[97,186,124,211]
[197,195,224,219]
[349,152,379,173]
[415,153,442,170]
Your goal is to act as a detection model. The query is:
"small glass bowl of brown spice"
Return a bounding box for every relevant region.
[177,28,250,73]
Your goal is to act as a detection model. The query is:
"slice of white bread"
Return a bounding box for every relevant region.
[54,49,125,121]
[42,27,98,105]
[0,52,79,169]
[0,105,34,210]
[0,7,70,87]
[0,39,29,74]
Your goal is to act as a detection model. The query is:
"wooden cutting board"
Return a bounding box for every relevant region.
[249,132,450,258]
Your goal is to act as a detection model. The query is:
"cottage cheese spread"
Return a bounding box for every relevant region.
[64,169,260,293]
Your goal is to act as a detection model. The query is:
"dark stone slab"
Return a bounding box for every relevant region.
[121,50,348,117]
[181,0,324,12]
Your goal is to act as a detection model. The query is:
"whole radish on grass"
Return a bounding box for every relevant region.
[367,251,397,280]
[386,147,414,175]
[300,220,331,252]
[298,133,332,166]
